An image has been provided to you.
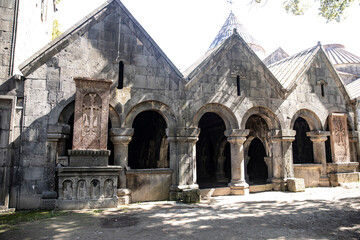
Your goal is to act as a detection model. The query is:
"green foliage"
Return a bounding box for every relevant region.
[0,210,69,233]
[52,19,62,40]
[253,0,359,22]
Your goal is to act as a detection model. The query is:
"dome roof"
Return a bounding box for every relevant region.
[208,12,265,55]
[323,44,360,65]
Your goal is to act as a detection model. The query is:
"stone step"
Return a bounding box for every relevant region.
[200,183,274,198]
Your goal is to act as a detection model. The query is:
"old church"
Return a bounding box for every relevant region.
[1,0,360,210]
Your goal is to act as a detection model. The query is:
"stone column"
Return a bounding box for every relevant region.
[224,129,250,195]
[264,157,273,182]
[244,156,250,182]
[307,131,330,186]
[348,131,358,163]
[269,130,296,191]
[167,128,200,201]
[110,128,134,204]
[45,124,70,199]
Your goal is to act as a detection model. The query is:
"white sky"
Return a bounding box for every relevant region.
[57,0,360,71]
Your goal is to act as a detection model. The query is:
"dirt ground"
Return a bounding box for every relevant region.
[1,185,360,240]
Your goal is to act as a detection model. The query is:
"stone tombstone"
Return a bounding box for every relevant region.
[72,77,113,150]
[328,113,350,163]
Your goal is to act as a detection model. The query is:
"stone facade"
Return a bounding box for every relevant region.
[0,0,359,209]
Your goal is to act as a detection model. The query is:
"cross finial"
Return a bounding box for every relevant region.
[227,0,234,12]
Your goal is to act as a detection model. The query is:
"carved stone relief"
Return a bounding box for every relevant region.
[329,113,350,163]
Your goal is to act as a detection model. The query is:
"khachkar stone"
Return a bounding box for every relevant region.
[69,77,113,167]
[328,113,350,163]
[328,113,359,186]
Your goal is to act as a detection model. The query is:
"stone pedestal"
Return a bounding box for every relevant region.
[57,166,121,209]
[225,129,249,195]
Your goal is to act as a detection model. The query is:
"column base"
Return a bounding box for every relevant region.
[117,189,131,205]
[272,178,287,191]
[319,176,330,187]
[228,181,249,195]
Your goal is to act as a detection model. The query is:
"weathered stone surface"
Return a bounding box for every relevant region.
[287,178,305,192]
[328,113,350,163]
[329,172,360,186]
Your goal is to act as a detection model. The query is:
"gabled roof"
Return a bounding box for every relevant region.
[346,78,360,99]
[19,0,182,78]
[208,12,265,56]
[184,30,284,97]
[323,44,360,65]
[268,44,319,90]
[268,43,352,101]
[263,47,289,66]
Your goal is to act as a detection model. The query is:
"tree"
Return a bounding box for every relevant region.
[52,19,62,40]
[253,0,359,22]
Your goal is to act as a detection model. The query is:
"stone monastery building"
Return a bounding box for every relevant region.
[1,0,360,210]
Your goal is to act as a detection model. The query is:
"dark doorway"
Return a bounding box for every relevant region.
[128,111,169,169]
[196,112,230,188]
[247,138,268,184]
[292,117,314,164]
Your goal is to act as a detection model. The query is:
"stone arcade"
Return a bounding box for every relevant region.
[1,0,360,209]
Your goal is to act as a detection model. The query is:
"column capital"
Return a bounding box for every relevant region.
[166,127,200,143]
[224,129,249,138]
[47,124,71,142]
[110,128,134,137]
[269,129,296,142]
[307,131,330,142]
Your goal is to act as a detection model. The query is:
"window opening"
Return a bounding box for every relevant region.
[236,75,241,96]
[117,61,124,89]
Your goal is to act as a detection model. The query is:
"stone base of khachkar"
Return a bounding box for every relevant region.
[327,113,360,186]
[56,77,125,209]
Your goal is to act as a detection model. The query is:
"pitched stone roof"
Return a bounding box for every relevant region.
[323,44,360,65]
[346,78,360,99]
[207,12,265,56]
[268,45,319,90]
[263,47,289,66]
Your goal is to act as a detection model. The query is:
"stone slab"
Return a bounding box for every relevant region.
[56,198,118,210]
[200,187,231,198]
[287,178,305,192]
[294,164,321,187]
[329,172,360,186]
[249,184,274,193]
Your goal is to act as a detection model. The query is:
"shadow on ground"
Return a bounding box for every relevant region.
[0,195,359,239]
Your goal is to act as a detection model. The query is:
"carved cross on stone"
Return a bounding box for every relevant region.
[82,93,101,137]
[329,113,350,163]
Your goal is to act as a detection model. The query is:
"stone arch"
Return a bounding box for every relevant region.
[241,106,281,130]
[191,103,239,130]
[49,96,75,125]
[290,109,322,131]
[124,101,177,129]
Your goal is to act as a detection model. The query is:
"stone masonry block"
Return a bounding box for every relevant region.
[287,178,305,192]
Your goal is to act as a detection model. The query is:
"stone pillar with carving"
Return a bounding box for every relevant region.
[68,77,113,166]
[269,130,296,191]
[110,128,134,204]
[327,113,359,186]
[307,131,330,186]
[167,128,200,202]
[224,129,250,195]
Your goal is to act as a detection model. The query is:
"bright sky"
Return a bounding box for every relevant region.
[57,0,360,71]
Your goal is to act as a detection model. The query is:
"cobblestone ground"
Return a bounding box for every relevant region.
[1,185,360,240]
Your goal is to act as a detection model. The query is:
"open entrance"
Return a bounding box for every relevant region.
[196,113,230,188]
[128,111,169,169]
[247,138,268,184]
[245,114,269,185]
[292,117,314,164]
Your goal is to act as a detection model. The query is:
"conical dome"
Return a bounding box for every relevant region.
[208,12,265,56]
[323,44,360,65]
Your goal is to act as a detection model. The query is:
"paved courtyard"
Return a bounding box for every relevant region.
[1,186,360,240]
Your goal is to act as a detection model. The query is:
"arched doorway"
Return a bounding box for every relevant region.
[292,117,314,164]
[244,114,270,185]
[128,111,169,169]
[196,112,230,188]
[247,138,268,184]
